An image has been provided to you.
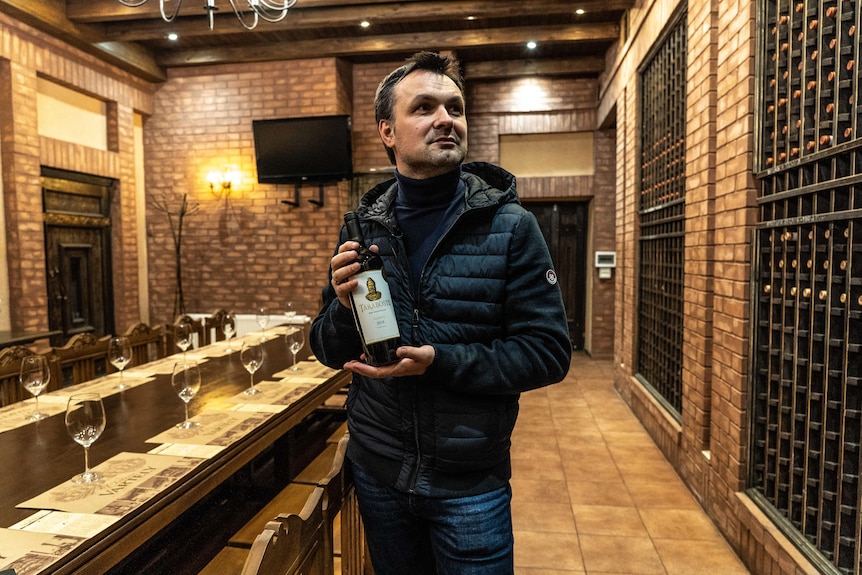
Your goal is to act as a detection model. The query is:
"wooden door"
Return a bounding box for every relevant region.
[42,169,115,339]
[524,202,588,350]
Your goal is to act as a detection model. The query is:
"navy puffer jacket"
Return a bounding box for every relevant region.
[310,162,572,497]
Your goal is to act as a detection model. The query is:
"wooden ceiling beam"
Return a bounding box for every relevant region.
[0,0,166,81]
[97,0,632,41]
[158,22,620,67]
[464,57,607,80]
[67,0,430,21]
[68,0,633,25]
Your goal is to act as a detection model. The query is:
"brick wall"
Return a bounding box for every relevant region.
[680,0,718,500]
[143,59,352,324]
[0,12,153,336]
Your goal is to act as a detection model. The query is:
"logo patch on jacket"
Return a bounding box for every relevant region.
[546,269,558,285]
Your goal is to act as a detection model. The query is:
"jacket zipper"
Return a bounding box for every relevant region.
[403,198,486,494]
[367,197,497,494]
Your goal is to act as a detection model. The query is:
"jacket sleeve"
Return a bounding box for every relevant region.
[309,232,367,368]
[429,209,572,395]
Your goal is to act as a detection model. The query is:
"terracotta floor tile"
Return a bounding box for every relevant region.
[572,504,648,537]
[514,569,585,575]
[639,508,726,540]
[513,530,583,571]
[624,480,701,511]
[513,499,577,533]
[578,534,666,574]
[562,457,622,483]
[512,452,566,481]
[567,481,633,507]
[653,538,750,575]
[511,477,569,502]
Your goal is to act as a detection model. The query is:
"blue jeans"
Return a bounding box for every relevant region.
[350,461,514,575]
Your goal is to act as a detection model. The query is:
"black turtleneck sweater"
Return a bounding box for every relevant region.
[394,167,464,293]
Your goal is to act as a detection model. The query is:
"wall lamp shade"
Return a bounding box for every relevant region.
[208,165,240,197]
[116,0,297,31]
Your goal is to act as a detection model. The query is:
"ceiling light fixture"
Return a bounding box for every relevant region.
[117,0,296,31]
[526,41,537,50]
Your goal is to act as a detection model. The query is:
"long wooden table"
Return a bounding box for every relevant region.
[0,329,349,575]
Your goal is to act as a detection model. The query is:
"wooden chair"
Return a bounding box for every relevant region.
[204,308,232,345]
[0,345,37,406]
[293,432,368,575]
[48,333,112,388]
[123,322,167,367]
[241,487,327,575]
[165,315,206,355]
[323,433,369,575]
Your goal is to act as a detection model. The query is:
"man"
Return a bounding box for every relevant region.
[310,51,572,574]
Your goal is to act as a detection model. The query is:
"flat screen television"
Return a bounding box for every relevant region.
[252,115,353,184]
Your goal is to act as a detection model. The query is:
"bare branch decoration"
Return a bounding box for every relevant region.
[150,193,200,317]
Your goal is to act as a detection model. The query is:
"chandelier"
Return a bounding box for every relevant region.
[117,0,297,31]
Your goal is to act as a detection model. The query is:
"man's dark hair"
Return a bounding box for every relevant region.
[375,51,465,164]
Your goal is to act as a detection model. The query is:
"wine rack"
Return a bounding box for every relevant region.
[760,0,860,169]
[754,1,862,573]
[637,11,687,416]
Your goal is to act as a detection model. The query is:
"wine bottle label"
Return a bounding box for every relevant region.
[352,269,400,343]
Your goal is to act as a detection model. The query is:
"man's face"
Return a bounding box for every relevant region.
[378,70,468,179]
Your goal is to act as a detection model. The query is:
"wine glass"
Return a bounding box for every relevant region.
[108,336,132,390]
[20,355,50,421]
[222,312,237,352]
[65,393,106,484]
[175,321,191,359]
[172,361,201,429]
[286,326,305,371]
[256,307,270,338]
[240,341,263,395]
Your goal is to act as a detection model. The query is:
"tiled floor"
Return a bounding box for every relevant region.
[510,353,751,575]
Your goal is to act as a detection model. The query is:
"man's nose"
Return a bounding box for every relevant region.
[432,106,455,127]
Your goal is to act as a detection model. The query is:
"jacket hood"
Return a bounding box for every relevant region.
[358,162,518,222]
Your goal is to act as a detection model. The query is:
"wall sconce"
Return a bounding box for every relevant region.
[208,165,240,197]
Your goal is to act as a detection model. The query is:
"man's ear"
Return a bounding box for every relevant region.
[379,119,395,148]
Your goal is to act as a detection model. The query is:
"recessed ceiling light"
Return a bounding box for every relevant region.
[167,32,179,41]
[466,15,477,21]
[526,41,537,50]
[575,8,585,15]
[360,20,370,28]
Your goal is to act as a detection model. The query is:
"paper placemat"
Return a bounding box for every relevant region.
[224,379,321,408]
[145,410,271,446]
[17,452,201,516]
[272,361,338,381]
[0,401,67,433]
[0,527,85,575]
[148,443,226,459]
[11,510,120,538]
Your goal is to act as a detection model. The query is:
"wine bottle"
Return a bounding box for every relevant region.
[343,211,402,366]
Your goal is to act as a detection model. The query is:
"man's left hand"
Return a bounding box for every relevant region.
[343,345,435,378]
